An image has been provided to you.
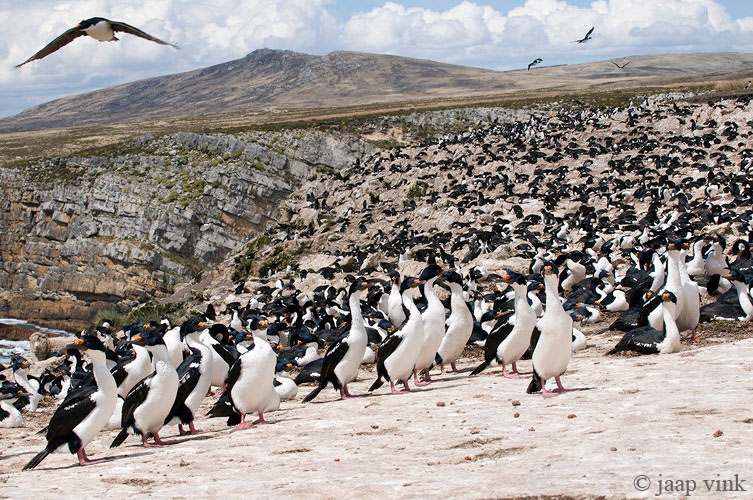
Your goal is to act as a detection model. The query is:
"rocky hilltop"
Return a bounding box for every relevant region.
[2,50,753,131]
[0,128,377,329]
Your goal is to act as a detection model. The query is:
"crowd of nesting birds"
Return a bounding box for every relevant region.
[2,94,753,470]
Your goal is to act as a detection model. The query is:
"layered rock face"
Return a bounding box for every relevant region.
[0,129,375,330]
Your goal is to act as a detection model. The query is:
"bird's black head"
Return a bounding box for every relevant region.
[419,264,444,282]
[400,276,422,293]
[388,271,401,283]
[501,270,526,286]
[11,356,30,372]
[131,325,165,347]
[77,17,105,29]
[248,316,269,331]
[349,278,371,295]
[542,261,558,276]
[440,270,463,286]
[660,291,677,304]
[180,316,207,338]
[666,238,682,251]
[68,335,108,353]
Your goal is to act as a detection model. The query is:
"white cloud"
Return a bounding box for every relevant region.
[341,0,753,69]
[0,0,751,119]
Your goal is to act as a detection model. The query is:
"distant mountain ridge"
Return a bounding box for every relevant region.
[2,49,753,132]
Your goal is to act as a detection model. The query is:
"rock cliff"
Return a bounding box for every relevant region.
[0,129,377,330]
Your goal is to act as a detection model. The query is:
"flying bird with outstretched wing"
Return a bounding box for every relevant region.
[16,17,178,68]
[572,26,594,44]
[527,58,543,71]
[611,61,630,69]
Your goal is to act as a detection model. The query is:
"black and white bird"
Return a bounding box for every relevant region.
[164,317,213,435]
[527,263,574,397]
[471,271,536,377]
[412,264,445,384]
[110,325,179,448]
[369,276,424,393]
[0,387,26,428]
[12,356,43,412]
[527,58,543,71]
[224,317,277,430]
[23,336,118,470]
[17,17,177,67]
[606,292,681,355]
[435,270,475,373]
[303,279,373,402]
[572,26,594,43]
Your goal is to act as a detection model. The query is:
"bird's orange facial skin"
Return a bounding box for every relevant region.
[74,338,84,345]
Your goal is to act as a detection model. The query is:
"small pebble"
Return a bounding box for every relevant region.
[567,414,576,419]
[513,412,520,418]
[610,447,617,452]
[436,401,446,407]
[334,458,340,462]
[512,400,521,406]
[528,427,535,431]
[713,430,723,438]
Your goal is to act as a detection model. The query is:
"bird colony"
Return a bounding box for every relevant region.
[2,93,753,471]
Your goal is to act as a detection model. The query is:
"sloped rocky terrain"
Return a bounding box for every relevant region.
[206,93,753,306]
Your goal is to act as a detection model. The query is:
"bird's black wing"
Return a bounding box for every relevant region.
[320,339,349,386]
[16,26,86,67]
[211,342,237,368]
[484,322,515,363]
[584,26,594,39]
[225,357,243,395]
[109,21,177,47]
[110,362,129,388]
[45,386,97,442]
[121,374,153,427]
[164,352,201,424]
[375,334,403,381]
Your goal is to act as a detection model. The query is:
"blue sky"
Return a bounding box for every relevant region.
[1,0,752,119]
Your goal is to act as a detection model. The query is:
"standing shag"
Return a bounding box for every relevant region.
[303,279,373,402]
[23,336,118,470]
[527,263,574,397]
[164,317,213,435]
[369,276,424,393]
[110,325,179,448]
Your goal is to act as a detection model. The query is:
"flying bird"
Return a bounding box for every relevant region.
[16,17,177,68]
[527,58,543,71]
[611,61,630,69]
[572,26,594,44]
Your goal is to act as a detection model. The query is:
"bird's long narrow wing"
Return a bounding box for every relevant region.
[109,21,178,48]
[16,26,86,67]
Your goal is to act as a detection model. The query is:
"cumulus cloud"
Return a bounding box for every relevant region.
[0,0,751,118]
[0,0,337,117]
[341,0,753,69]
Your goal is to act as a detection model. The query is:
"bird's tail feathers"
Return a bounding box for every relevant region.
[368,377,384,392]
[526,368,542,394]
[302,383,325,403]
[110,428,129,448]
[470,360,489,376]
[22,449,50,471]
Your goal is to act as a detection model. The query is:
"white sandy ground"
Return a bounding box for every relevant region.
[1,330,752,500]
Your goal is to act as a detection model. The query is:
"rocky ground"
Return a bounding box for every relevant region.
[1,322,753,499]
